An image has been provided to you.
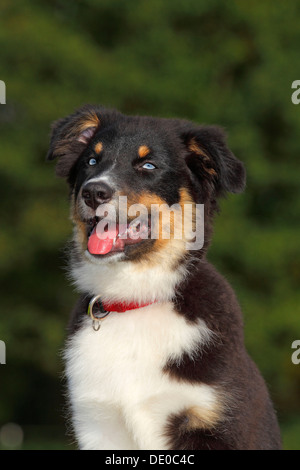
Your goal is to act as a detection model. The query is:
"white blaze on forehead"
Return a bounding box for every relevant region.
[83,174,115,186]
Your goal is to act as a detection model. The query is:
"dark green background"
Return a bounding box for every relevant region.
[0,0,299,450]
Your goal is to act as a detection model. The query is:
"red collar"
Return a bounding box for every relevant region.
[88,295,156,326]
[101,299,155,313]
[88,295,156,331]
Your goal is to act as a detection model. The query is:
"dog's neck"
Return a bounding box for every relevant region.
[70,257,189,304]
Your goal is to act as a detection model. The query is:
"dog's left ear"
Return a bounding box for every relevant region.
[181,125,246,196]
[46,106,101,178]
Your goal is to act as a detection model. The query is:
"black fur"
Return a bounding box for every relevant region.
[48,105,281,450]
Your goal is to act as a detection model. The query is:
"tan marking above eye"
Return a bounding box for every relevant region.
[138,145,151,158]
[94,142,103,154]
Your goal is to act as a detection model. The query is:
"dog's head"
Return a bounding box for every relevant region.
[47,105,245,299]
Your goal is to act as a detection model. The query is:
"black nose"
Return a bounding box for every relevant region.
[81,182,114,209]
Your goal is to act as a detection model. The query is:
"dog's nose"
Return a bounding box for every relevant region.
[81,182,114,209]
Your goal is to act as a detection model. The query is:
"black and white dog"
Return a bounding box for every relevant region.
[47,105,281,450]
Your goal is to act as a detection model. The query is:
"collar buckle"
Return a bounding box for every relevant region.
[87,295,110,331]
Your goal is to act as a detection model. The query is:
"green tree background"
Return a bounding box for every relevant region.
[0,0,299,450]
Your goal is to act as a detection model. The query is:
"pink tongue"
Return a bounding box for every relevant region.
[88,226,119,255]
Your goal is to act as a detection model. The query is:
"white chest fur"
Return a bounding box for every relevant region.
[64,302,217,450]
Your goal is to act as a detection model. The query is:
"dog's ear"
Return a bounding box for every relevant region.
[181,125,246,196]
[46,106,101,178]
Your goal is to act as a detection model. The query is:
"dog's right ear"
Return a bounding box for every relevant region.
[46,106,101,178]
[180,125,246,197]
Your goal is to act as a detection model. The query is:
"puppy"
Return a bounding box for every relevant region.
[47,105,281,450]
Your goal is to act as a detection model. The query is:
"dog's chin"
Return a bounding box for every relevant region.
[84,249,126,265]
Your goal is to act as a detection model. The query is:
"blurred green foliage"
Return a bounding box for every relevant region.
[0,0,299,450]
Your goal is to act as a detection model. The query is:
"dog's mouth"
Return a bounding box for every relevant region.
[86,216,151,256]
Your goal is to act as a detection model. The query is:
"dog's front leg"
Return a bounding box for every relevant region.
[124,385,222,450]
[71,401,137,450]
[125,404,170,450]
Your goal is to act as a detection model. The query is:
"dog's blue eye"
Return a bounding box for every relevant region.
[142,163,156,170]
[88,158,97,166]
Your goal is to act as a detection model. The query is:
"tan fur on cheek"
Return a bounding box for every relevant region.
[126,189,195,269]
[70,193,88,248]
[151,187,196,246]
